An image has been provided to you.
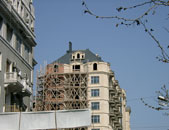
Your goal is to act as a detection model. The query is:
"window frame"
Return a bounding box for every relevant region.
[0,52,2,71]
[92,115,100,123]
[93,63,97,70]
[91,102,100,110]
[16,35,22,54]
[6,24,13,45]
[72,65,80,71]
[91,89,100,97]
[77,53,80,59]
[91,76,99,84]
[24,44,30,63]
[54,64,58,72]
[0,16,3,36]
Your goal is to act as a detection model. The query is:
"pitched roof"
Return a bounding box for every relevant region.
[52,49,103,64]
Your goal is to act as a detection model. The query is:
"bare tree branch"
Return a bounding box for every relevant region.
[82,0,169,115]
[141,85,169,115]
[82,0,169,63]
[141,21,169,63]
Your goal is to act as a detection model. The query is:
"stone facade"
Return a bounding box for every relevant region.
[0,0,37,112]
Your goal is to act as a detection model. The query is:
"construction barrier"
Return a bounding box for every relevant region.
[0,109,91,130]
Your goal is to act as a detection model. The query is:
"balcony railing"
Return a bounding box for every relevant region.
[4,104,20,112]
[4,72,22,84]
[4,72,32,95]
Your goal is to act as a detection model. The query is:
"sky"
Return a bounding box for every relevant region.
[33,0,169,129]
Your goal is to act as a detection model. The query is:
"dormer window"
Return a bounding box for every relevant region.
[77,53,80,59]
[93,63,97,71]
[82,55,84,59]
[71,52,85,60]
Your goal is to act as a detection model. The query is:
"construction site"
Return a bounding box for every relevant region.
[0,0,131,129]
[35,42,131,130]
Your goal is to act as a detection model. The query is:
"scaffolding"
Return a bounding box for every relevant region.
[35,62,88,130]
[35,61,126,130]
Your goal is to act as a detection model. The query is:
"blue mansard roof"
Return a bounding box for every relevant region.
[52,49,103,64]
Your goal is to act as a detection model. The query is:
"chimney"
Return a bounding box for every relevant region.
[69,41,72,52]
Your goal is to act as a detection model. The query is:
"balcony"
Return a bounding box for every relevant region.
[109,112,115,118]
[4,72,23,87]
[109,70,114,77]
[109,88,116,93]
[116,102,122,107]
[4,72,32,95]
[4,104,20,112]
[109,100,115,106]
[113,118,119,124]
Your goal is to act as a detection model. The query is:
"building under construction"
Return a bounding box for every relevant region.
[35,42,131,130]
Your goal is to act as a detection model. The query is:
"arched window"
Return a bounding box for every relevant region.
[77,53,80,59]
[93,63,97,70]
[54,64,58,72]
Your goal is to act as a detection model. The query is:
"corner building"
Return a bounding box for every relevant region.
[36,43,131,130]
[0,0,37,112]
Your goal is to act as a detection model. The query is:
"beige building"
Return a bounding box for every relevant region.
[0,0,37,112]
[36,42,131,130]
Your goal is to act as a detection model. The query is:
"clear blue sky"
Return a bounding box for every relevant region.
[33,0,169,129]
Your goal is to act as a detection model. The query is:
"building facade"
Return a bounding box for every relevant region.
[0,0,37,112]
[36,43,131,130]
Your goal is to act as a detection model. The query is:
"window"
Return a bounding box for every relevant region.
[91,102,100,110]
[0,16,3,35]
[77,53,80,59]
[24,45,29,62]
[54,64,58,72]
[72,65,80,71]
[16,35,21,53]
[75,65,80,70]
[6,60,11,72]
[91,76,99,84]
[93,63,97,70]
[92,115,100,123]
[0,52,2,71]
[91,89,99,97]
[6,24,13,44]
